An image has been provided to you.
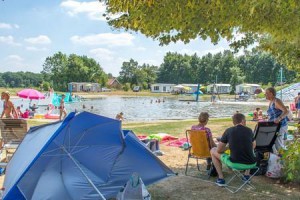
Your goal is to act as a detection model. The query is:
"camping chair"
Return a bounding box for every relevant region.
[223,158,259,193]
[254,121,281,153]
[185,130,212,176]
[224,121,281,193]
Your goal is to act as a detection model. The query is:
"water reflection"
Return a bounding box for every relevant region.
[63,97,267,122]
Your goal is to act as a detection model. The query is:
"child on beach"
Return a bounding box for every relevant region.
[253,107,263,121]
[1,91,18,119]
[15,106,23,118]
[116,112,124,121]
[191,112,216,170]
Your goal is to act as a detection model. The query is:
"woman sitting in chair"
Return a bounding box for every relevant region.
[191,112,217,170]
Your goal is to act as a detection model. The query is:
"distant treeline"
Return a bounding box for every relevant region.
[0,50,297,92]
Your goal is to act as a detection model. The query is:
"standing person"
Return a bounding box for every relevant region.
[1,91,18,119]
[210,113,256,186]
[265,87,288,151]
[59,94,67,121]
[191,112,216,170]
[295,92,300,118]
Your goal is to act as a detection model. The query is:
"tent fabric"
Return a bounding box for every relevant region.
[3,112,174,200]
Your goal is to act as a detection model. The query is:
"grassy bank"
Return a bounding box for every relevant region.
[27,117,256,138]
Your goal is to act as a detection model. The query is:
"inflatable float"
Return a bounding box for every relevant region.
[44,104,60,119]
[44,113,59,119]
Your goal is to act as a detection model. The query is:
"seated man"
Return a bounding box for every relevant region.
[210,113,256,186]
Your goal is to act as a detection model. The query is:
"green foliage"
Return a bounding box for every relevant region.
[118,59,158,88]
[157,50,296,86]
[41,81,50,91]
[102,0,300,71]
[282,138,300,183]
[123,82,131,91]
[42,52,108,91]
[0,72,42,88]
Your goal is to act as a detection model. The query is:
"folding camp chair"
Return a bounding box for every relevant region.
[224,161,259,193]
[254,121,281,153]
[185,130,212,176]
[224,121,281,193]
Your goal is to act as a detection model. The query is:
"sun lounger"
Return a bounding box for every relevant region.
[0,119,28,162]
[0,119,28,144]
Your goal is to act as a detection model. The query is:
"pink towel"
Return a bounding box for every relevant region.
[137,135,148,140]
[166,138,188,147]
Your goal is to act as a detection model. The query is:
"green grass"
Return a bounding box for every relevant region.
[122,117,257,137]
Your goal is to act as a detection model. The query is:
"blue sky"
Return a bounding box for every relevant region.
[0,0,232,76]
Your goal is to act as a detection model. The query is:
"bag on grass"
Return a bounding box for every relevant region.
[116,172,151,200]
[266,153,283,178]
[250,151,269,176]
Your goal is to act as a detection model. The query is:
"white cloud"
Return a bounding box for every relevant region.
[0,23,12,29]
[24,35,51,45]
[136,47,146,51]
[0,23,19,29]
[0,35,21,46]
[89,48,114,61]
[6,54,23,62]
[70,33,134,46]
[26,46,48,51]
[60,0,106,21]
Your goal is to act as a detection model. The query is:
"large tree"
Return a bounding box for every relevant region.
[42,52,107,91]
[101,0,300,71]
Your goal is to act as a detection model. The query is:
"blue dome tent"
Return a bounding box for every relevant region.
[2,112,175,200]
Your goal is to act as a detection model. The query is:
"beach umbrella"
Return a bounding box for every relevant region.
[17,89,45,100]
[183,86,191,91]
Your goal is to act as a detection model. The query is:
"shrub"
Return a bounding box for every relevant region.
[282,135,300,182]
[123,83,131,91]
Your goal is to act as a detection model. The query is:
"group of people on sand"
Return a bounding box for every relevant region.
[0,90,67,121]
[192,87,291,186]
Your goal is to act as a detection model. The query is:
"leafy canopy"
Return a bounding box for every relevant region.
[101,0,300,70]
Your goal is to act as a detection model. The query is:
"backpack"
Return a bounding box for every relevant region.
[250,151,269,176]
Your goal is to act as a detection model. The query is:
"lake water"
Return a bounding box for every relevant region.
[51,96,268,122]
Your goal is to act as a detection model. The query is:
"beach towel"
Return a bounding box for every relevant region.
[137,135,148,140]
[148,133,178,143]
[166,138,187,147]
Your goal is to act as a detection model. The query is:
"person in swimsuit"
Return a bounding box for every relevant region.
[59,94,67,121]
[1,91,18,119]
[265,87,288,151]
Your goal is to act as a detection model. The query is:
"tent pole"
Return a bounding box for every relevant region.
[61,146,106,200]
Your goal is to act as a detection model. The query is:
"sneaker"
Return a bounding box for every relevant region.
[215,178,226,187]
[242,175,250,182]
